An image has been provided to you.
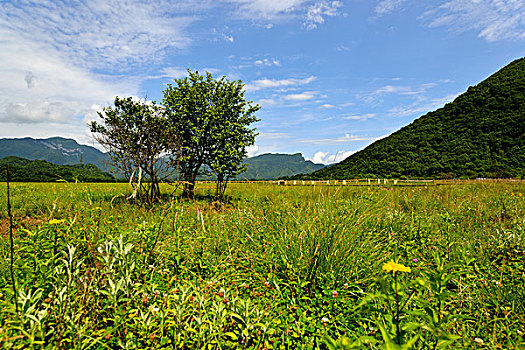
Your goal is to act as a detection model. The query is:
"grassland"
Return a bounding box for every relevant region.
[0,181,524,349]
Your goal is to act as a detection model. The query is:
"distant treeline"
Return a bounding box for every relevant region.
[0,156,115,182]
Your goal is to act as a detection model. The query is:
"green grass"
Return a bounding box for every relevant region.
[0,181,524,349]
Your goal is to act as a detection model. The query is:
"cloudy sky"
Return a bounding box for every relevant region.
[0,0,524,164]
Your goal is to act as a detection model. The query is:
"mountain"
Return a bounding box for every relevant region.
[236,153,325,180]
[0,137,323,180]
[302,57,525,180]
[0,156,114,182]
[0,137,111,171]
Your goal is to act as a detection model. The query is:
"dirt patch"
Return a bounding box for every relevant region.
[1,216,45,238]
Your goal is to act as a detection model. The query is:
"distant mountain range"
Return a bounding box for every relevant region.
[0,137,324,180]
[238,153,324,180]
[299,57,525,180]
[0,137,110,170]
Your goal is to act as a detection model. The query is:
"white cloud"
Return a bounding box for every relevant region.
[388,93,459,117]
[160,67,191,80]
[421,0,525,42]
[254,58,281,66]
[259,132,292,139]
[342,113,376,120]
[0,0,195,131]
[223,34,235,43]
[375,0,407,16]
[246,144,260,157]
[284,91,316,101]
[0,27,135,126]
[297,133,379,145]
[257,98,278,106]
[357,82,437,104]
[228,0,309,20]
[0,1,194,71]
[321,103,335,108]
[246,76,316,91]
[305,1,343,29]
[309,150,356,164]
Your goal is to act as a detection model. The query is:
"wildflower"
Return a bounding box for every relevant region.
[49,219,65,225]
[148,305,159,313]
[321,317,329,324]
[382,261,411,274]
[332,290,338,298]
[474,337,484,344]
[343,283,349,289]
[412,258,418,263]
[104,334,111,340]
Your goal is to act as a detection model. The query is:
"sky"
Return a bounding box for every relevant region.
[0,0,524,164]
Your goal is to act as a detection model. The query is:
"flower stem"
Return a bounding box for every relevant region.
[395,272,401,344]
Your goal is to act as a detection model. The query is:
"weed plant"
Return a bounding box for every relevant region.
[0,181,524,348]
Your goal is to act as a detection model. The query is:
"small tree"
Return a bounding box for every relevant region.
[89,96,176,205]
[208,79,259,199]
[163,70,259,198]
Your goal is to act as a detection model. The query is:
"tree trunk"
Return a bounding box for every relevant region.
[183,179,195,198]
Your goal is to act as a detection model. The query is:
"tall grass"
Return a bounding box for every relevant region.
[0,181,524,348]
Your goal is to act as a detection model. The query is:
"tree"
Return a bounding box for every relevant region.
[162,70,259,198]
[89,97,176,205]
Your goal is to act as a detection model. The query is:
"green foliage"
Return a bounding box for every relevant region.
[0,182,524,348]
[90,97,177,204]
[306,57,525,180]
[0,156,114,182]
[162,70,259,198]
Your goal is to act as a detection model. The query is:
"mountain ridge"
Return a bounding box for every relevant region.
[299,57,525,180]
[0,137,324,180]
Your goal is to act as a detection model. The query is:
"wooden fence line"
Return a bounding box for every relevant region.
[197,178,522,186]
[197,179,437,186]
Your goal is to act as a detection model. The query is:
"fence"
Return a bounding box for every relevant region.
[198,179,437,186]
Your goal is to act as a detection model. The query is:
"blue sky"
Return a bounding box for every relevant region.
[0,0,523,164]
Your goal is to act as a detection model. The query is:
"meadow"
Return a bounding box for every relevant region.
[0,181,524,349]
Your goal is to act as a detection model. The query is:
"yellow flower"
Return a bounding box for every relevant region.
[48,219,66,225]
[382,260,411,274]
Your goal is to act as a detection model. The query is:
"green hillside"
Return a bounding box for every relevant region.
[304,57,525,180]
[0,156,114,182]
[236,153,325,180]
[0,137,110,170]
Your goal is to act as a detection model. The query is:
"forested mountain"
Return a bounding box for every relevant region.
[302,57,525,180]
[0,156,114,182]
[237,153,325,180]
[0,137,110,170]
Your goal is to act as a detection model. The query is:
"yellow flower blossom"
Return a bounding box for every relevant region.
[48,219,66,225]
[382,261,411,274]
